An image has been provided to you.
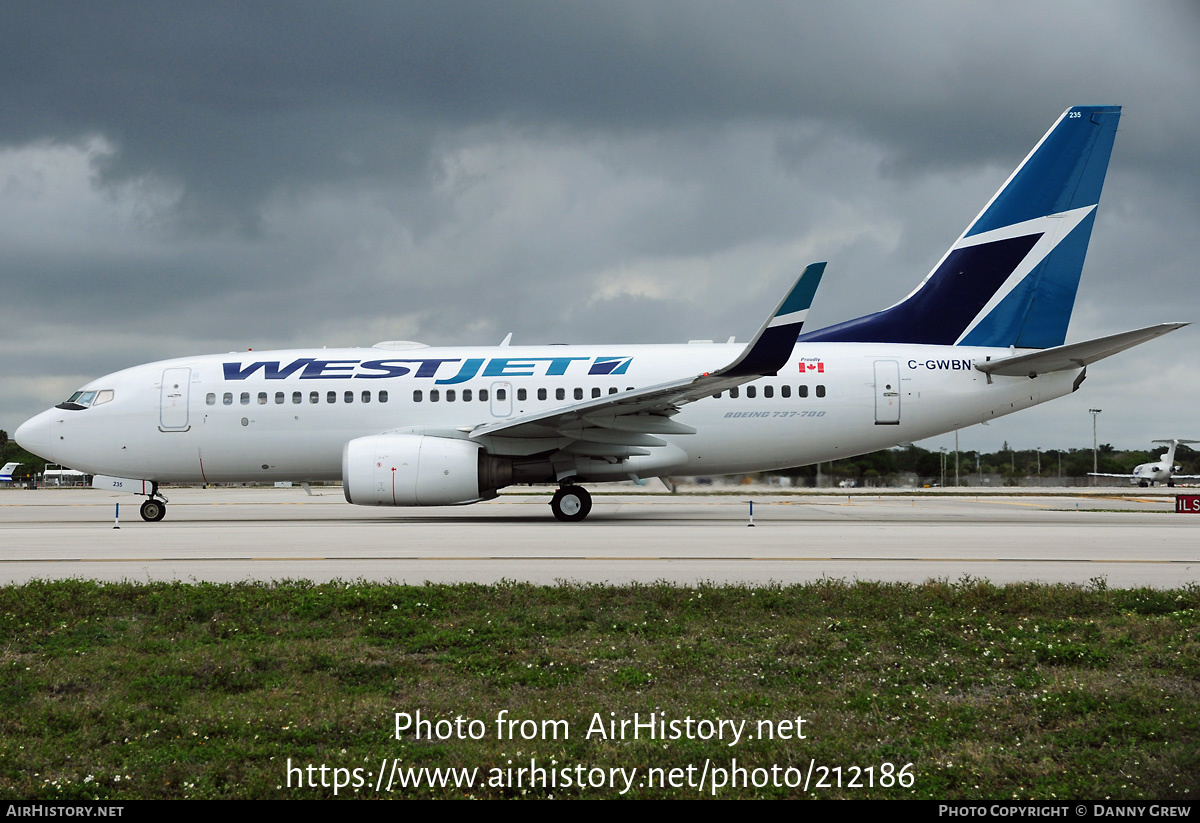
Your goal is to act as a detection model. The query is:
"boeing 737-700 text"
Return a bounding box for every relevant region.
[15,105,1186,521]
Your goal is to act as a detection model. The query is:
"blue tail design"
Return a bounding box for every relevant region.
[798,106,1121,349]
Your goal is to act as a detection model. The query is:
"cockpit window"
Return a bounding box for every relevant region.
[57,389,114,410]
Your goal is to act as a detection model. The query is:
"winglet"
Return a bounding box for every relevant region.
[467,263,826,443]
[718,262,825,378]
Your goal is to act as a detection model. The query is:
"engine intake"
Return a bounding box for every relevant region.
[342,434,510,506]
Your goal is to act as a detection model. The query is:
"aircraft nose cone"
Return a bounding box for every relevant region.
[14,412,52,455]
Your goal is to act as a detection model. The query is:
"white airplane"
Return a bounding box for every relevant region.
[1090,439,1200,487]
[0,462,20,482]
[14,105,1188,522]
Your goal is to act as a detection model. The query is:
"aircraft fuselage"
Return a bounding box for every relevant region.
[16,341,1075,485]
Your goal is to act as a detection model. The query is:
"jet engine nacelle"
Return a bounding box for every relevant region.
[342,434,508,506]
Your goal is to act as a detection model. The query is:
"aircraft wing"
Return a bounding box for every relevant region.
[1087,473,1136,479]
[468,263,825,449]
[975,323,1188,378]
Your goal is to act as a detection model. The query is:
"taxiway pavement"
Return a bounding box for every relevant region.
[2,486,1196,587]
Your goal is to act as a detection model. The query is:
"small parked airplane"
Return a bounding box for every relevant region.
[1090,439,1200,487]
[14,105,1187,521]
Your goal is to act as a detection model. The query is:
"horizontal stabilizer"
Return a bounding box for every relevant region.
[975,323,1187,378]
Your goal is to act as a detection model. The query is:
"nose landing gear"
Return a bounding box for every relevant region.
[139,484,169,521]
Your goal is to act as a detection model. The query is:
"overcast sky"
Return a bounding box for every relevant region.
[3,1,1197,457]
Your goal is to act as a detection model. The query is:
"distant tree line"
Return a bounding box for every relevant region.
[776,442,1198,486]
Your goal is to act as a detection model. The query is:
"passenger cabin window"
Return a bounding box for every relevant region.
[816,385,826,398]
[730,387,740,399]
[413,390,423,402]
[556,388,565,400]
[799,385,809,398]
[327,391,336,404]
[309,391,319,404]
[446,389,456,402]
[781,385,791,398]
[293,391,302,404]
[344,390,354,404]
[206,393,216,406]
[462,389,471,401]
[538,388,547,401]
[240,392,250,405]
[496,388,507,400]
[275,391,284,404]
[257,392,268,405]
[746,386,756,399]
[517,388,527,401]
[379,390,388,403]
[223,393,233,405]
[763,385,774,399]
[362,390,371,403]
[479,389,489,401]
[430,390,440,402]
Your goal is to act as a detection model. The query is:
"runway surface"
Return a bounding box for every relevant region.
[1,486,1197,587]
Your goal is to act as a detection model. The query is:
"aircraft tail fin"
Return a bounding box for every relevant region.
[1151,439,1200,466]
[0,462,19,481]
[798,105,1122,349]
[1161,440,1179,468]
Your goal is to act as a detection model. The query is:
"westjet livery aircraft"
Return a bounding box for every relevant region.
[1090,439,1200,487]
[15,106,1187,522]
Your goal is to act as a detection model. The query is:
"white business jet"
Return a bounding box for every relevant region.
[1090,439,1200,487]
[15,106,1187,521]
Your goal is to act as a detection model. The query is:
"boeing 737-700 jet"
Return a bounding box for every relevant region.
[15,105,1187,521]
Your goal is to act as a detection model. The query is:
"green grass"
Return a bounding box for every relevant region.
[0,579,1196,799]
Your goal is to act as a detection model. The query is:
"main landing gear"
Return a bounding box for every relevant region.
[139,486,169,522]
[550,484,592,522]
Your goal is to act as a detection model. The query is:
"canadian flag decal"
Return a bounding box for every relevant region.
[799,361,825,374]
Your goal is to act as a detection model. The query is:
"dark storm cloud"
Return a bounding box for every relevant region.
[7,0,1194,223]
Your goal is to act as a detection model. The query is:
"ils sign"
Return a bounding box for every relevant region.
[1175,495,1200,514]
